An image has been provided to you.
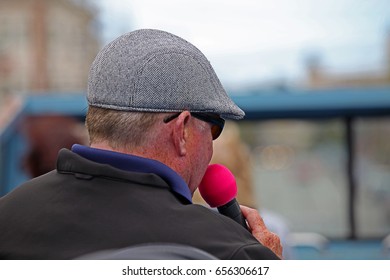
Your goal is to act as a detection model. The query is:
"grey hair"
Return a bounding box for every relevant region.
[86,106,162,150]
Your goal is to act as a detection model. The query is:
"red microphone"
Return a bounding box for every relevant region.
[198,164,248,230]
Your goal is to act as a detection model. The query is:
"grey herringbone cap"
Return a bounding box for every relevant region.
[87,29,245,119]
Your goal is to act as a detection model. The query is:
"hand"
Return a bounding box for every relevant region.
[240,205,283,259]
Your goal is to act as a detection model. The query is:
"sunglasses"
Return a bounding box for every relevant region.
[163,112,225,140]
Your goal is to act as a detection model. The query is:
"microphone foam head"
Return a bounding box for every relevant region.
[198,164,237,207]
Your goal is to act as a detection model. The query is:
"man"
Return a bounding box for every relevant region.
[0,29,282,259]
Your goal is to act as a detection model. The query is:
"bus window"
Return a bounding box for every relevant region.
[355,117,390,238]
[240,119,349,238]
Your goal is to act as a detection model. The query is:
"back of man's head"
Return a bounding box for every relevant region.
[85,29,244,149]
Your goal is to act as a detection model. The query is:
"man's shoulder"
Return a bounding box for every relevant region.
[0,170,57,204]
[179,204,279,260]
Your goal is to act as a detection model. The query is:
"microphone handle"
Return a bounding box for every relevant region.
[217,199,248,230]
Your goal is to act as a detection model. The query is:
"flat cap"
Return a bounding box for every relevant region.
[87,29,244,119]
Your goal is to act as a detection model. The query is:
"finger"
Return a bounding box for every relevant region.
[240,205,267,231]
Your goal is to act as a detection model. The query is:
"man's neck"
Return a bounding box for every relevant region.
[89,142,190,191]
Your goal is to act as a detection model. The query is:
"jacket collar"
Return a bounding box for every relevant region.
[71,144,192,204]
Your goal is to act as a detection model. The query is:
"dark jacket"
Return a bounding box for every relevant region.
[0,149,279,260]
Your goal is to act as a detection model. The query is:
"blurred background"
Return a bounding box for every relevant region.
[0,0,389,259]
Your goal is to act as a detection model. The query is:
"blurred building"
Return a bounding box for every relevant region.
[305,32,390,89]
[0,0,100,101]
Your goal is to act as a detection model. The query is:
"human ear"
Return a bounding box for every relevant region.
[172,111,191,156]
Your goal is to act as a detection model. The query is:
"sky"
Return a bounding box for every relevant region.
[96,0,390,89]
